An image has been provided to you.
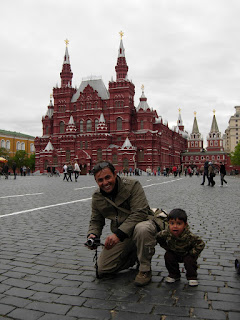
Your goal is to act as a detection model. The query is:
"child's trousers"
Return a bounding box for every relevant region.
[165,251,198,280]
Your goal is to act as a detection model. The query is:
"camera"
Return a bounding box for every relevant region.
[85,237,101,249]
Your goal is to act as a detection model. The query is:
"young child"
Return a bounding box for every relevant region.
[157,208,205,286]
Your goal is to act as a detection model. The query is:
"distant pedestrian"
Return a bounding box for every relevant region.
[12,161,17,179]
[74,161,81,182]
[157,208,205,287]
[22,165,26,176]
[47,166,51,177]
[3,163,9,179]
[63,164,68,181]
[172,166,177,177]
[219,162,227,186]
[208,162,215,187]
[67,162,73,182]
[201,161,209,185]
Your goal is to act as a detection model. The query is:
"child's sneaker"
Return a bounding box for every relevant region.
[188,279,198,286]
[165,276,180,283]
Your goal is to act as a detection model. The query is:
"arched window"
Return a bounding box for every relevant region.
[112,154,118,165]
[53,155,58,165]
[46,126,49,135]
[137,149,144,161]
[30,143,35,152]
[85,141,88,149]
[60,121,65,133]
[95,119,99,131]
[16,141,21,150]
[87,120,92,132]
[6,140,10,150]
[1,139,5,148]
[117,117,122,131]
[80,120,84,133]
[97,148,102,161]
[44,160,48,170]
[21,142,25,150]
[66,149,71,162]
[140,120,144,130]
[123,158,128,169]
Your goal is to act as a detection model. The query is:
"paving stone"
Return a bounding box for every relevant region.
[3,278,34,288]
[0,296,31,308]
[29,292,60,303]
[8,307,44,320]
[114,311,160,320]
[153,305,190,316]
[229,311,240,320]
[38,314,77,320]
[0,303,15,315]
[26,301,71,315]
[51,286,84,296]
[192,308,226,319]
[4,287,36,298]
[66,306,113,319]
[212,301,240,312]
[54,295,86,306]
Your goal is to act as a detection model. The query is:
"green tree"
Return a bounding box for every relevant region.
[27,153,35,172]
[230,142,240,165]
[0,147,10,159]
[13,150,28,168]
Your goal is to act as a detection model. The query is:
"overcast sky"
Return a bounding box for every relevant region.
[1,0,239,146]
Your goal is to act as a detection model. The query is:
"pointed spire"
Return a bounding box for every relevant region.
[63,39,70,64]
[96,113,108,132]
[68,115,75,125]
[122,137,133,149]
[44,140,54,151]
[210,109,219,133]
[46,94,54,118]
[137,85,150,111]
[99,113,105,123]
[177,108,183,126]
[66,115,77,133]
[115,31,128,81]
[60,39,73,88]
[192,111,199,134]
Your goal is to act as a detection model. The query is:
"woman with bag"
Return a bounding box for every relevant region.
[74,160,81,182]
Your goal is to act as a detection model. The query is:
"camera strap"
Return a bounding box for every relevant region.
[93,249,100,279]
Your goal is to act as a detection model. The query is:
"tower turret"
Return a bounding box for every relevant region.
[115,31,128,81]
[60,39,73,88]
[187,112,203,152]
[206,110,223,151]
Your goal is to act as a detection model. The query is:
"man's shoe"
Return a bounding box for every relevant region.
[188,279,198,286]
[165,276,180,283]
[200,183,204,185]
[134,271,152,286]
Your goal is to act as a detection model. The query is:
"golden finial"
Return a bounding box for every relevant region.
[178,108,181,113]
[213,109,216,114]
[141,84,144,92]
[194,111,197,116]
[119,31,124,39]
[64,39,69,47]
[50,93,53,100]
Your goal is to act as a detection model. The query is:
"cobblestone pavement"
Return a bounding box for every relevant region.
[0,173,239,320]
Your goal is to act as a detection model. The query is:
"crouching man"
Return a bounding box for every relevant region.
[86,161,159,286]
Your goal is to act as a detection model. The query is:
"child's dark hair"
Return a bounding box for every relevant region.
[168,208,187,223]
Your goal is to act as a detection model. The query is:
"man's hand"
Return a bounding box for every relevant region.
[105,234,120,250]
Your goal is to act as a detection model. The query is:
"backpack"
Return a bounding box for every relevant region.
[151,208,168,231]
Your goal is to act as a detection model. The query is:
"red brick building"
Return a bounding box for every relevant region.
[181,111,230,172]
[34,37,188,174]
